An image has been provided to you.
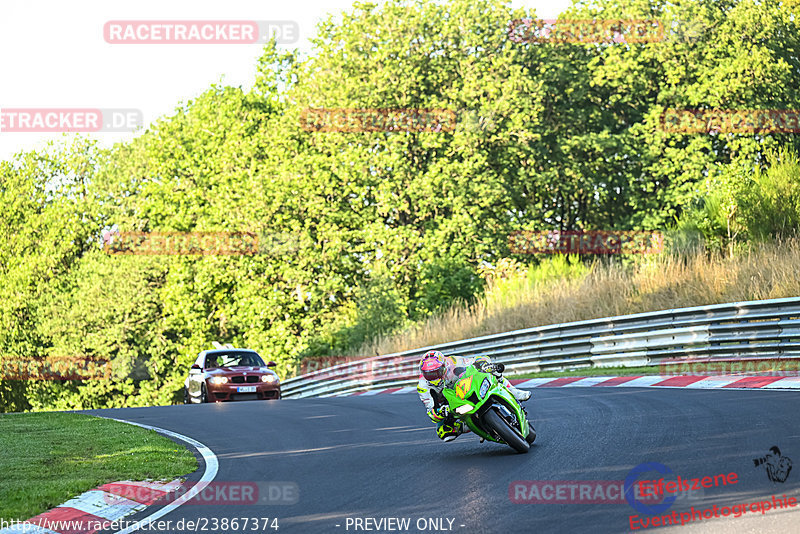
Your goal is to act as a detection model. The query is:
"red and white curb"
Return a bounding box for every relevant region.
[325,374,800,397]
[0,480,181,534]
[1,419,218,534]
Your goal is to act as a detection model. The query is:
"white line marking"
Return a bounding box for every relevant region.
[762,377,800,389]
[564,376,615,387]
[60,490,144,521]
[514,378,557,388]
[110,479,184,492]
[684,376,740,389]
[101,417,219,534]
[614,376,669,388]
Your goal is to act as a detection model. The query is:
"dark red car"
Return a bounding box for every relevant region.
[183,349,280,403]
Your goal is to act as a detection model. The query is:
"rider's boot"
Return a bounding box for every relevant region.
[438,419,465,442]
[501,377,532,402]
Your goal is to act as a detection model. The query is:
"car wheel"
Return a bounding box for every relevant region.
[200,384,209,403]
[183,387,190,404]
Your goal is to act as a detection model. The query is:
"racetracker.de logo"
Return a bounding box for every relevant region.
[659,358,800,377]
[0,108,143,133]
[104,231,259,256]
[102,481,299,506]
[509,478,703,505]
[294,355,411,383]
[659,109,800,134]
[299,108,457,133]
[0,356,111,380]
[508,18,664,44]
[104,20,299,44]
[509,230,664,255]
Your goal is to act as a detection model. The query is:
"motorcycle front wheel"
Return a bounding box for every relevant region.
[525,421,536,444]
[482,408,530,453]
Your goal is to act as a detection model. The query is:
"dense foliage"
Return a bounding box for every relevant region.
[2,0,799,411]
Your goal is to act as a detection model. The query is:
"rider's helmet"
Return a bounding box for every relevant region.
[420,350,447,384]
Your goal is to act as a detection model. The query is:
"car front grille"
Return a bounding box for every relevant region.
[230,375,259,383]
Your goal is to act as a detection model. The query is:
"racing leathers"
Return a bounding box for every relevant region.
[417,355,531,441]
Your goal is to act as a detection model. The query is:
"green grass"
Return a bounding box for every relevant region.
[510,365,662,380]
[0,412,197,521]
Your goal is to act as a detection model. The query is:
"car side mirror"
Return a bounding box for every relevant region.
[189,364,201,374]
[267,361,277,367]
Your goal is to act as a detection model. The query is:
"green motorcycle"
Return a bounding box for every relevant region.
[442,365,536,453]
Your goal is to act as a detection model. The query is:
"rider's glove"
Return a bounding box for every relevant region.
[477,360,503,377]
[438,405,450,418]
[476,360,491,372]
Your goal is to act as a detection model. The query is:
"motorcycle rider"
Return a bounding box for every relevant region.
[417,350,531,442]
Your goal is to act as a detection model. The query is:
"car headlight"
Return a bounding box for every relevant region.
[456,404,473,415]
[209,376,228,385]
[261,374,276,383]
[479,378,490,398]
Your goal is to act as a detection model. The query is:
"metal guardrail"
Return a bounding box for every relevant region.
[281,296,800,398]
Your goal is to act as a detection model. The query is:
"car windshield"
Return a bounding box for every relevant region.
[205,352,265,368]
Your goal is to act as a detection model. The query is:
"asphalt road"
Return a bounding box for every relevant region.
[84,387,800,534]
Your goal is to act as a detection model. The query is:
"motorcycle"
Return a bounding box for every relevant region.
[441,364,536,453]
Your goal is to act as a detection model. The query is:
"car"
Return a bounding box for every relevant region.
[184,348,281,403]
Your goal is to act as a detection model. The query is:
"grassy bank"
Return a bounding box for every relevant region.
[0,412,197,521]
[350,240,800,358]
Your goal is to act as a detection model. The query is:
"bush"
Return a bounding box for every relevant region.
[741,147,800,240]
[676,146,800,252]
